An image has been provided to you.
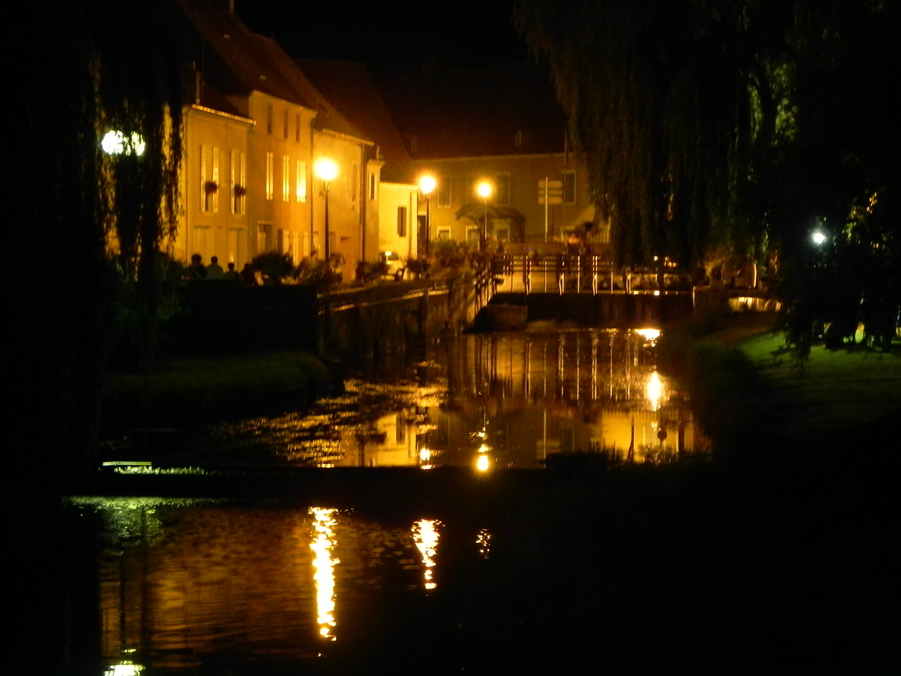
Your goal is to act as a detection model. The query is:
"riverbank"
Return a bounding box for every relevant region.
[449,315,901,674]
[101,351,333,457]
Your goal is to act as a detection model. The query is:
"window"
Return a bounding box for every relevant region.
[514,129,523,148]
[397,206,407,237]
[257,222,271,253]
[200,145,219,212]
[231,150,246,215]
[495,173,511,206]
[296,160,307,203]
[562,170,576,204]
[283,110,289,139]
[200,144,208,211]
[266,105,273,135]
[265,152,274,201]
[369,173,378,200]
[211,147,219,212]
[282,155,290,201]
[437,228,451,240]
[295,113,301,143]
[437,176,451,207]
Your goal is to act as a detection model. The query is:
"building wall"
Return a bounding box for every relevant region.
[414,153,603,247]
[310,130,369,278]
[378,181,420,261]
[176,105,253,268]
[246,92,316,265]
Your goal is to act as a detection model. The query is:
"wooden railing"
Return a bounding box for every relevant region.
[479,253,692,297]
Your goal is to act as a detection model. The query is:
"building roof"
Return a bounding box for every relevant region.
[173,0,367,141]
[297,60,416,184]
[378,62,568,160]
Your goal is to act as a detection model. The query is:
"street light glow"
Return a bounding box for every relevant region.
[811,230,827,245]
[101,130,145,156]
[419,174,436,195]
[314,157,338,182]
[477,181,492,199]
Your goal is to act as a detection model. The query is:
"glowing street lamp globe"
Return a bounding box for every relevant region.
[477,181,492,199]
[419,174,436,195]
[314,158,338,182]
[811,230,827,246]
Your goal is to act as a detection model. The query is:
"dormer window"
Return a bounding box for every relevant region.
[514,129,523,148]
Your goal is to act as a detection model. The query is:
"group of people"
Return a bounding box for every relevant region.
[188,254,257,285]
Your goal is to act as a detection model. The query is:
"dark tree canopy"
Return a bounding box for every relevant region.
[9,3,184,671]
[515,0,901,279]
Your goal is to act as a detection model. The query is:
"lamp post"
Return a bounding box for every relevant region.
[314,158,338,261]
[419,175,436,257]
[477,181,492,252]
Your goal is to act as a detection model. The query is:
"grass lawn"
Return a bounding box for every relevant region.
[708,313,901,446]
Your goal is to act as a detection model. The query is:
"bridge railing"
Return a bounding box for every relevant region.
[487,253,691,296]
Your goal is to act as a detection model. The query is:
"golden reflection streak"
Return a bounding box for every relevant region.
[476,454,491,472]
[419,447,433,470]
[412,519,441,591]
[476,529,491,559]
[105,663,144,676]
[646,371,664,411]
[635,328,661,344]
[309,507,339,641]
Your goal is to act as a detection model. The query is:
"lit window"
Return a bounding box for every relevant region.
[282,155,290,201]
[200,144,208,211]
[397,206,407,237]
[231,150,246,215]
[296,160,307,203]
[266,152,274,201]
[211,147,219,213]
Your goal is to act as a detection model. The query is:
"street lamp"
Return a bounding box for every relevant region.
[419,174,436,257]
[477,181,492,252]
[314,158,338,261]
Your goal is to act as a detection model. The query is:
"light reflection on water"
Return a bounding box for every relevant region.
[74,497,467,673]
[212,329,708,467]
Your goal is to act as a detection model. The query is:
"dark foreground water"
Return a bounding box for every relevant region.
[71,328,713,675]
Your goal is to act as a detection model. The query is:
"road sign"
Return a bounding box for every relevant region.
[539,179,563,205]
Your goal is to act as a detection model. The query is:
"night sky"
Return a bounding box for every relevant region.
[235,0,529,77]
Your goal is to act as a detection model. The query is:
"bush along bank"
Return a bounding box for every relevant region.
[657,329,775,469]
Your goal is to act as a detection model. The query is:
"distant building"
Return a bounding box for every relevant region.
[379,63,604,250]
[298,60,421,264]
[170,0,377,279]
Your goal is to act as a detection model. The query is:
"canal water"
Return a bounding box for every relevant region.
[72,328,709,675]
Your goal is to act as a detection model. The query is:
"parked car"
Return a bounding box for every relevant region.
[380,251,405,280]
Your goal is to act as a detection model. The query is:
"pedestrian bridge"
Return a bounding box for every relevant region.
[471,253,696,329]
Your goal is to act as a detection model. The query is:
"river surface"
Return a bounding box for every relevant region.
[73,328,709,675]
[205,328,707,468]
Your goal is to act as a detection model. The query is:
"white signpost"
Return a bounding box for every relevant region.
[539,178,563,242]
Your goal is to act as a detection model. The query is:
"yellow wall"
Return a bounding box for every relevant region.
[176,105,253,268]
[246,92,316,265]
[415,153,603,247]
[378,181,419,261]
[310,129,368,278]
